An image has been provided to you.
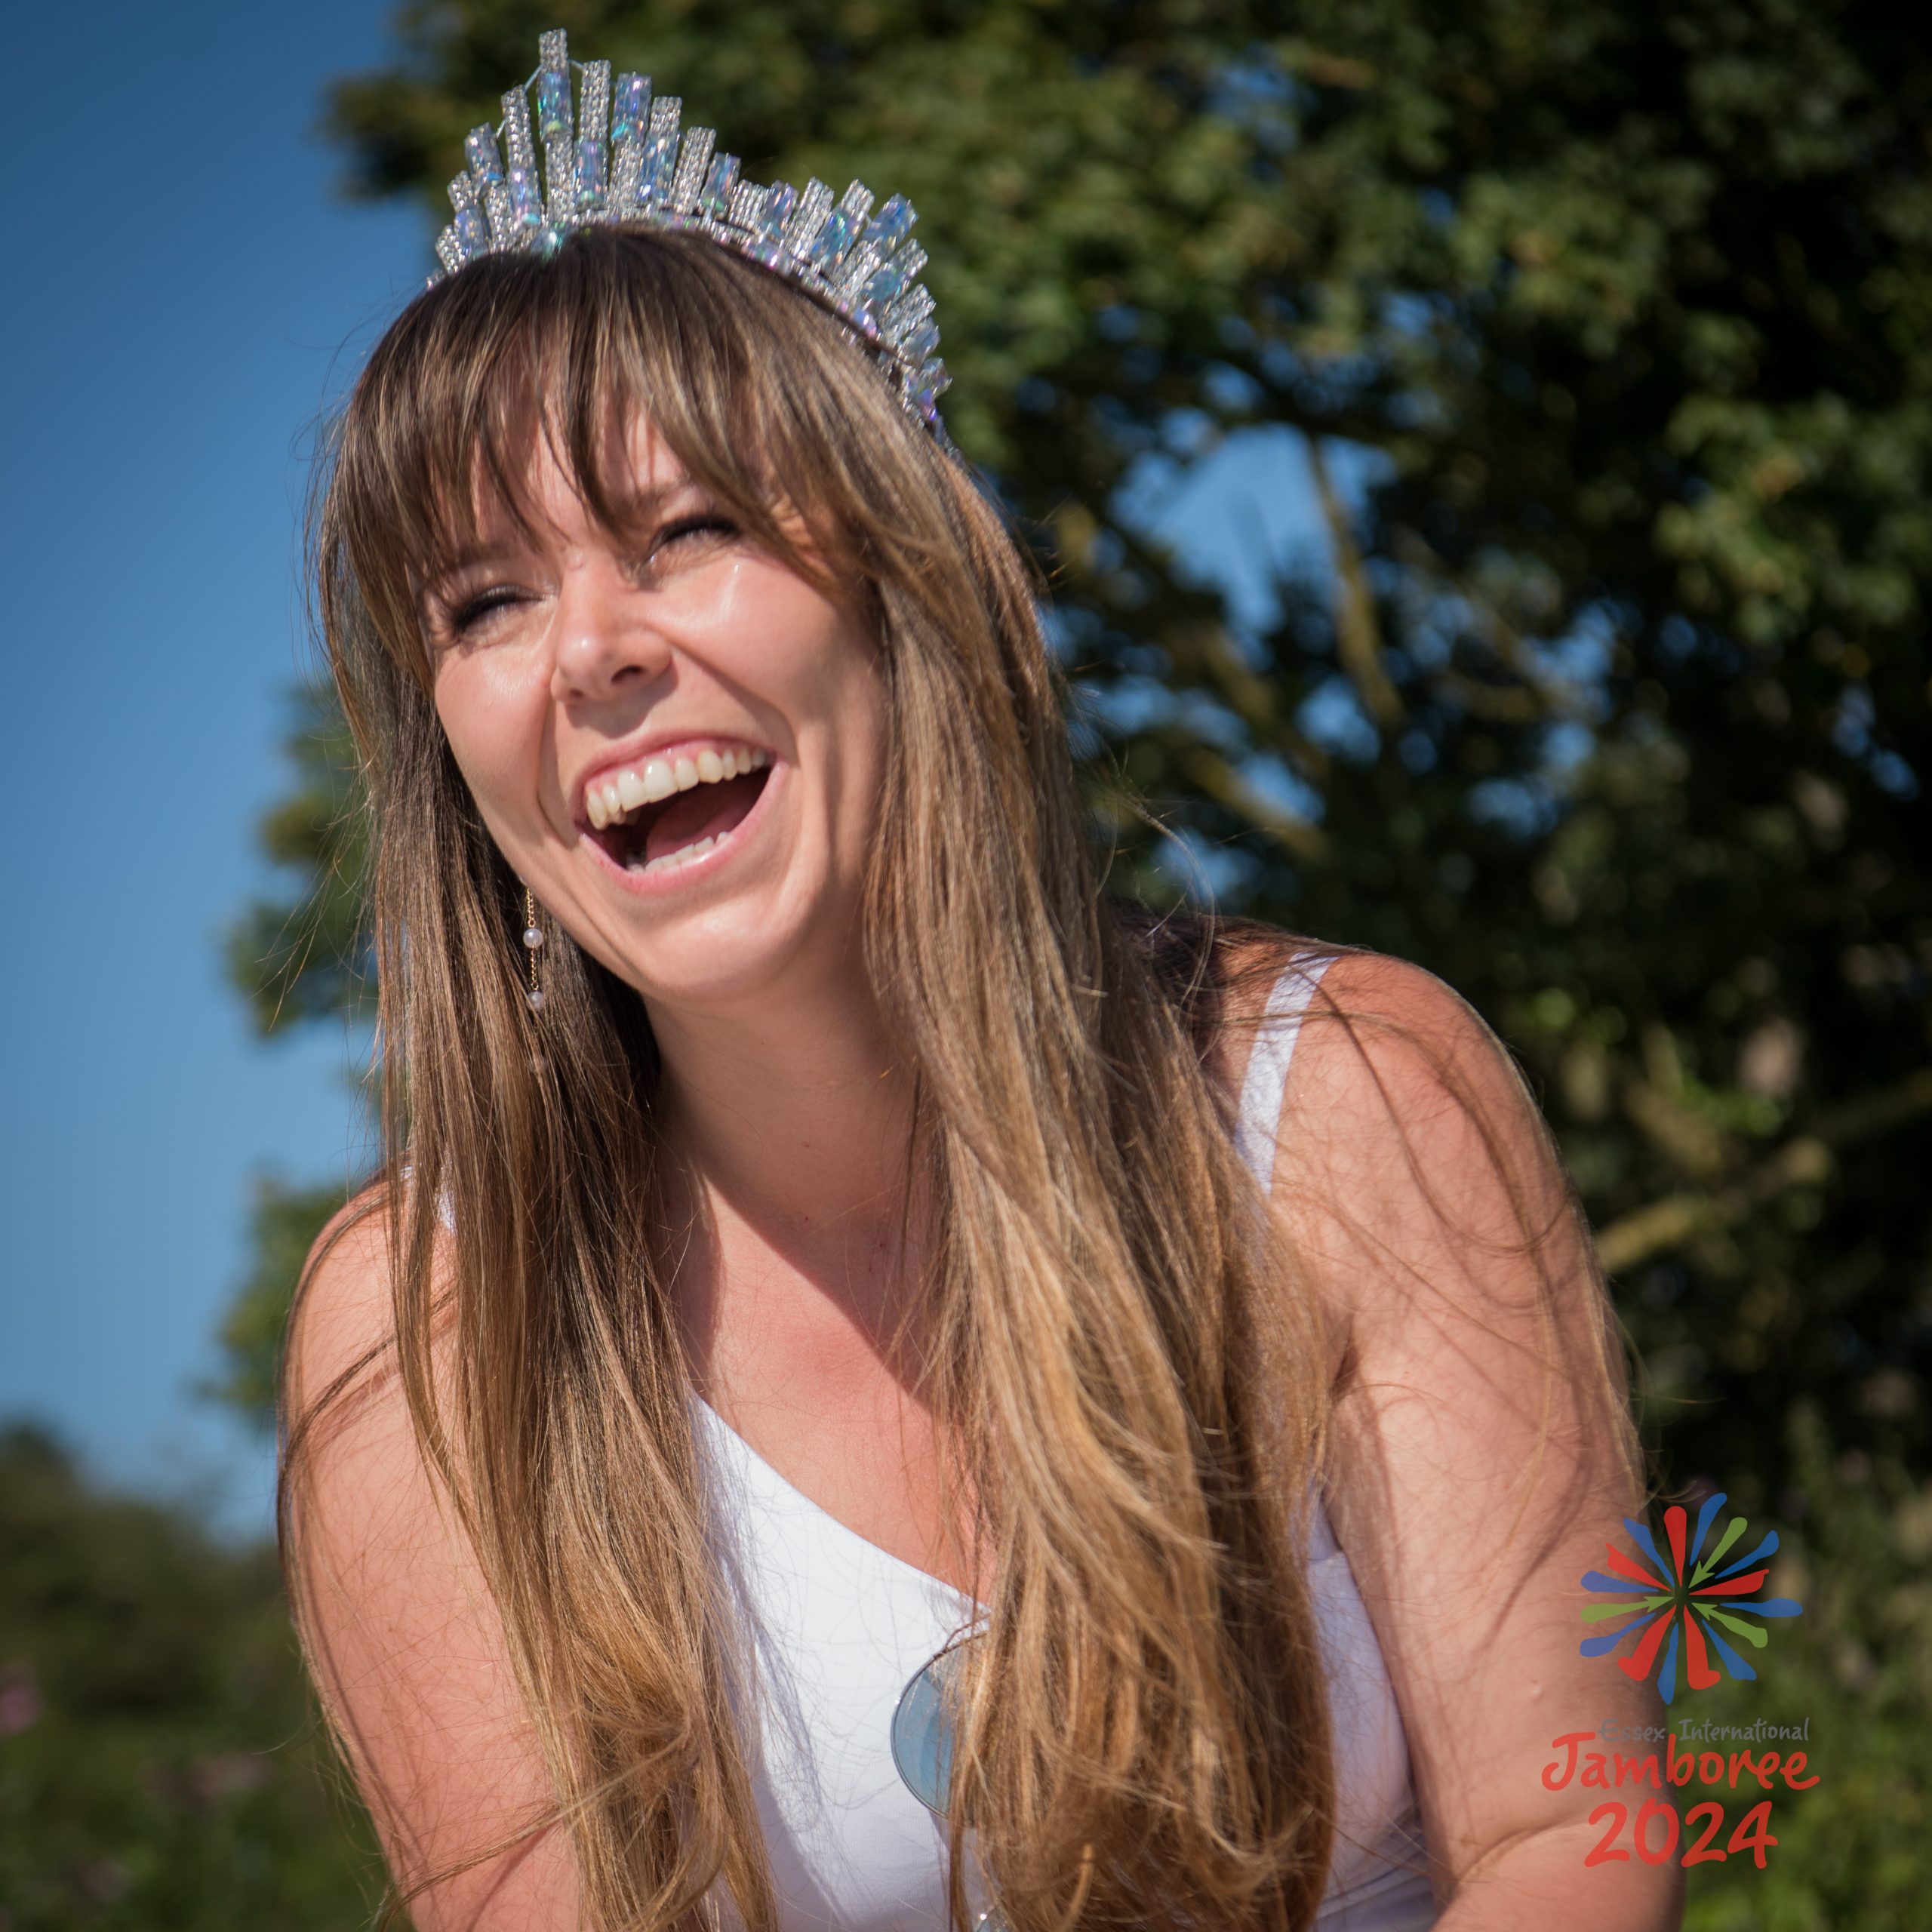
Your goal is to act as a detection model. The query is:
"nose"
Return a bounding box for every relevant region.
[549,559,670,705]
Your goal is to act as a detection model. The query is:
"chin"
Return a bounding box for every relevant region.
[601,884,841,1013]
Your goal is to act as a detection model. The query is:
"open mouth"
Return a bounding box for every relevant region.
[580,745,774,877]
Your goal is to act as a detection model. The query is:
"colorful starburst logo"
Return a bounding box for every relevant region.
[1580,1493,1803,1703]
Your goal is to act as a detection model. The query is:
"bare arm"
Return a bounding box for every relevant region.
[1269,954,1681,1930]
[283,1199,581,1930]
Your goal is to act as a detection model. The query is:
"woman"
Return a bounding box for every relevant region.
[283,34,1679,1932]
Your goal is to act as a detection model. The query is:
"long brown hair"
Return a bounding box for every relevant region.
[281,223,1630,1930]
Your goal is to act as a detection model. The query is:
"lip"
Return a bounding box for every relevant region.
[579,754,783,898]
[569,732,774,826]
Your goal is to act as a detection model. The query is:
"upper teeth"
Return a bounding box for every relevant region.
[584,745,771,831]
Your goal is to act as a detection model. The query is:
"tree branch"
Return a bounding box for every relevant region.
[1595,1070,1932,1275]
[1309,435,1402,728]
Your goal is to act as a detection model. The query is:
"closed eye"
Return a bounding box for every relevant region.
[638,512,740,574]
[424,507,740,639]
[444,583,532,635]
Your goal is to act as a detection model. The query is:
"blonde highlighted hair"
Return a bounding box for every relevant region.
[281,223,1634,1930]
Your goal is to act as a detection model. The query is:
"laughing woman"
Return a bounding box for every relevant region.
[281,31,1680,1932]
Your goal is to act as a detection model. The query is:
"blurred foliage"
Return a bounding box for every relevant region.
[0,1426,381,1927]
[1670,1401,1932,1928]
[223,681,371,1041]
[187,0,1932,1917]
[202,1178,358,1431]
[312,0,1932,1507]
[214,680,375,1438]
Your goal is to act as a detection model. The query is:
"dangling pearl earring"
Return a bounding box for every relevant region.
[521,888,546,1012]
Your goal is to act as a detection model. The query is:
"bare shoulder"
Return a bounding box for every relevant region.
[1211,934,1629,1465]
[1283,947,1531,1141]
[282,1183,402,1426]
[1259,947,1577,1328]
[282,1183,448,1600]
[1209,932,1538,1203]
[283,1186,579,1928]
[1241,951,1669,1917]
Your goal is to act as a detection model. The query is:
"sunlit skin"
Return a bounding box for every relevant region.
[295,411,1681,1930]
[422,412,965,1592]
[423,419,884,1026]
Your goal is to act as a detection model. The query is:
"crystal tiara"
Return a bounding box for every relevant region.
[430,29,952,448]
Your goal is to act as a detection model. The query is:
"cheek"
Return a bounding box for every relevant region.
[718,571,885,740]
[432,654,551,827]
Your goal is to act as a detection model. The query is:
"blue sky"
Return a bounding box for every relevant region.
[0,0,421,1534]
[0,0,1348,1539]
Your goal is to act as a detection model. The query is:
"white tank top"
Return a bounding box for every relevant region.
[697,956,1440,1929]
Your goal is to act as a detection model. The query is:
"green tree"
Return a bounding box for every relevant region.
[206,1176,364,1429]
[224,681,371,1044]
[219,682,373,1424]
[0,1426,381,1927]
[282,0,1932,1492]
[220,2,1931,1918]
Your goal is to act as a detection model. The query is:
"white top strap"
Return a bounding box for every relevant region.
[1232,954,1337,1195]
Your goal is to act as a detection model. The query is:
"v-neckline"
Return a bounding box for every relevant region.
[691,1393,984,1612]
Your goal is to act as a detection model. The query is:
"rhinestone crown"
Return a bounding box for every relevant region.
[431,29,952,446]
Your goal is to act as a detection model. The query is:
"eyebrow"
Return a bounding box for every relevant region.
[416,541,525,609]
[418,478,712,600]
[589,477,706,528]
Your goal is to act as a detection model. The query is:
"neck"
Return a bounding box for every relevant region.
[645,955,934,1397]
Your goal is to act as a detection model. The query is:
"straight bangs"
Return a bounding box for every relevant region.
[327,224,949,685]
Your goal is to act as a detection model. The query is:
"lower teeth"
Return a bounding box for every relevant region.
[628,832,719,874]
